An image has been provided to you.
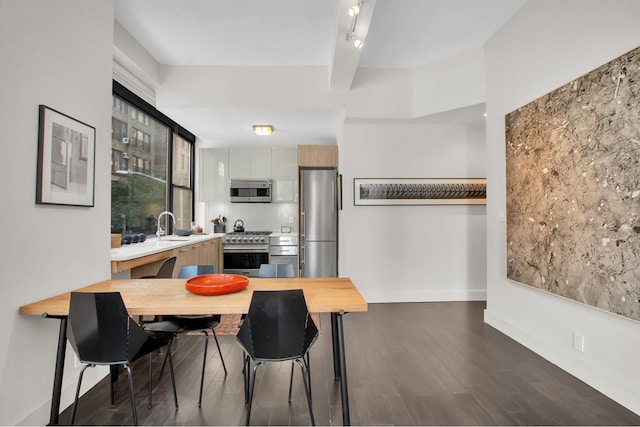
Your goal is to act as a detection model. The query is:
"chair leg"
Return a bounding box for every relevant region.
[166,343,179,409]
[295,358,315,426]
[247,361,263,426]
[198,333,209,407]
[306,352,312,402]
[289,353,312,403]
[243,352,250,405]
[124,364,139,426]
[211,328,227,375]
[147,353,153,409]
[158,335,174,379]
[288,361,295,403]
[69,364,91,425]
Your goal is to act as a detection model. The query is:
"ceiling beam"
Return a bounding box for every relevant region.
[328,0,377,92]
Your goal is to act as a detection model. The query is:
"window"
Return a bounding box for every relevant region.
[172,134,193,230]
[111,81,195,236]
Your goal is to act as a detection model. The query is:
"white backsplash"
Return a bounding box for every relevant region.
[198,202,298,234]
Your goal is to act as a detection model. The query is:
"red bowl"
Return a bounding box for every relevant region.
[185,274,249,296]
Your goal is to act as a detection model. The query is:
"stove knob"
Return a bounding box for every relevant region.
[248,237,254,242]
[259,237,265,243]
[230,237,236,242]
[243,237,248,242]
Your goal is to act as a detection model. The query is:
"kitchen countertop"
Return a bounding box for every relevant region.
[111,233,225,261]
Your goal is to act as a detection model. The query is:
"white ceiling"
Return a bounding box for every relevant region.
[114,0,527,143]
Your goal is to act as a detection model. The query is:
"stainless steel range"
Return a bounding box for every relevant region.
[223,231,272,277]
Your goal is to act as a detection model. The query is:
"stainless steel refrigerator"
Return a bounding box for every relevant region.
[299,168,339,277]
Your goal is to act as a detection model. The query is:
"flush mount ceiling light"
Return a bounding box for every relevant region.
[252,125,273,136]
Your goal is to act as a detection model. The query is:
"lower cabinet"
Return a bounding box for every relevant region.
[129,237,222,278]
[171,238,222,276]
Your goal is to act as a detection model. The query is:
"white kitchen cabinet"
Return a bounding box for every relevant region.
[271,147,298,202]
[199,148,229,202]
[228,147,271,179]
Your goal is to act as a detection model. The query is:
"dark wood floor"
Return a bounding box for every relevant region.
[61,302,640,426]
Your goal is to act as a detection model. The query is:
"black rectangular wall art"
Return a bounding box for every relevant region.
[354,178,486,205]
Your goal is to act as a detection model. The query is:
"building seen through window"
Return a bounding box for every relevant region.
[110,84,194,236]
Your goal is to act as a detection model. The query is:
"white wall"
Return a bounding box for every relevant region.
[340,120,486,302]
[484,0,640,415]
[0,1,114,424]
[413,46,486,117]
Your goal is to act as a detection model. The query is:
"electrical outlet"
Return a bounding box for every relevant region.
[289,216,294,224]
[573,332,585,352]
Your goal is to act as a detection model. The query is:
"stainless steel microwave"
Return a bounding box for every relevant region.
[229,179,272,203]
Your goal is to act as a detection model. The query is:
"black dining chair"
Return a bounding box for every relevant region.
[142,256,177,279]
[256,262,310,395]
[144,264,227,407]
[257,263,295,278]
[236,289,319,425]
[138,256,177,324]
[67,291,177,426]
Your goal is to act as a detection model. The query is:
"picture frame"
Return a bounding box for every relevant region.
[354,178,486,206]
[36,105,95,207]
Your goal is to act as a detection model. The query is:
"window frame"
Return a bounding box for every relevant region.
[112,81,195,234]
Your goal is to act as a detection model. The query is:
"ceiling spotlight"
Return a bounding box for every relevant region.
[354,39,364,49]
[252,125,273,136]
[349,4,360,16]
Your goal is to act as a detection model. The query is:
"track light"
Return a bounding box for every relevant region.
[346,1,364,49]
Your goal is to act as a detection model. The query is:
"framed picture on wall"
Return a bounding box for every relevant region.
[36,105,95,207]
[354,178,487,206]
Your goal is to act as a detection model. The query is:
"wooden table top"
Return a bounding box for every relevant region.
[19,277,368,317]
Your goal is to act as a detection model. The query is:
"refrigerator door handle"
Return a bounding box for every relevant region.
[300,210,305,277]
[337,174,342,211]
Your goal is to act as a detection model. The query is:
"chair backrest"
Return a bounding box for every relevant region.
[237,289,318,360]
[258,263,295,278]
[177,265,215,278]
[155,256,177,278]
[67,292,150,364]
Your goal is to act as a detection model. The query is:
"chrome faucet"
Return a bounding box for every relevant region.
[156,211,176,240]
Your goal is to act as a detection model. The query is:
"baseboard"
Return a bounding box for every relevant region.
[484,309,640,417]
[364,289,486,303]
[16,366,108,426]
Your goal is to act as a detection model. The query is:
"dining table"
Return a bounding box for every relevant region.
[19,276,368,426]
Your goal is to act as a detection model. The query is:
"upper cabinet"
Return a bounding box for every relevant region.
[200,146,298,203]
[228,147,271,179]
[271,148,298,202]
[199,148,229,202]
[298,145,338,167]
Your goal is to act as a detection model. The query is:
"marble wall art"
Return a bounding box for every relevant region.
[505,45,640,322]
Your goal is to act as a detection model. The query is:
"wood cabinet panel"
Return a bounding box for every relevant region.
[126,238,222,278]
[298,145,338,167]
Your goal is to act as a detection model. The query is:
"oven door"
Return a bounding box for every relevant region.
[223,246,269,277]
